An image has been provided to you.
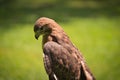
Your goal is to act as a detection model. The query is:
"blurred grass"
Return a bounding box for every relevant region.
[0,25,48,80]
[0,0,120,80]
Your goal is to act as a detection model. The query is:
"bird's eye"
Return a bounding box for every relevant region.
[40,27,44,30]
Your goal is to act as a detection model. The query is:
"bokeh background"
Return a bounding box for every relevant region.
[0,0,120,80]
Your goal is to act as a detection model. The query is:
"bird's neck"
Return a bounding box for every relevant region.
[42,34,52,47]
[42,30,73,48]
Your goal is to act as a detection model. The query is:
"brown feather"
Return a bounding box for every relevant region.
[34,17,95,80]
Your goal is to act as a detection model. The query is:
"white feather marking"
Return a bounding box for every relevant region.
[53,74,58,80]
[81,61,93,80]
[43,53,45,57]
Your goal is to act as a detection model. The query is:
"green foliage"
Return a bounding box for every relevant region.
[0,0,120,80]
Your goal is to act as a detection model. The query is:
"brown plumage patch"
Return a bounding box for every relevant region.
[34,17,95,80]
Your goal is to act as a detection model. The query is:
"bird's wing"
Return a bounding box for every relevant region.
[80,61,95,80]
[43,54,57,80]
[43,41,81,80]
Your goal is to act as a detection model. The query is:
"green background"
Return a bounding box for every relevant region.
[0,0,120,80]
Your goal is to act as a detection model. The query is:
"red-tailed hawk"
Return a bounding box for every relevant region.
[34,17,95,80]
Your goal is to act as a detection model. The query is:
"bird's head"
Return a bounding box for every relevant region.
[34,17,54,40]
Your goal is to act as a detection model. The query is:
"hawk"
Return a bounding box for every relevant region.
[34,17,95,80]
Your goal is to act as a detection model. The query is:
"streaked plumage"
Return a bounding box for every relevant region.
[34,17,95,80]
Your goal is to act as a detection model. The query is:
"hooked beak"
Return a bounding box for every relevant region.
[35,34,39,40]
[34,31,41,40]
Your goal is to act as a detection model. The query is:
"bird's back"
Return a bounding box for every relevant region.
[43,41,81,80]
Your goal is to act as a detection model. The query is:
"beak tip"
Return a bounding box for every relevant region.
[35,38,38,40]
[35,36,38,40]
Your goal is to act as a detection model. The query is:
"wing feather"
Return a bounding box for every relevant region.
[43,41,81,80]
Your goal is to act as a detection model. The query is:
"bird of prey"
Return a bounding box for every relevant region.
[34,17,95,80]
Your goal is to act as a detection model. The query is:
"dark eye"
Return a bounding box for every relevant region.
[40,27,44,30]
